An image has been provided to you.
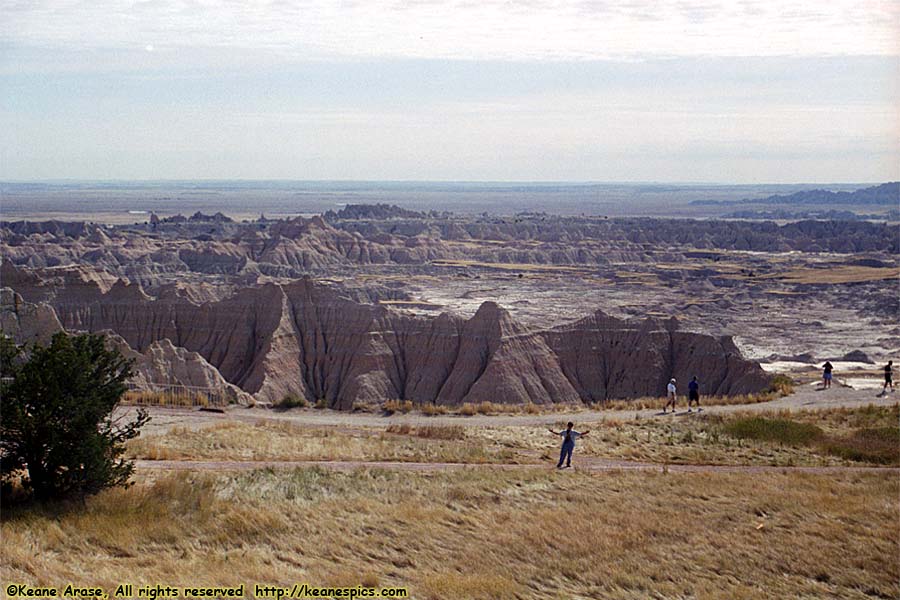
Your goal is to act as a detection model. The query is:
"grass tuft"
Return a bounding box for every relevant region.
[421,403,448,416]
[458,403,478,416]
[383,400,414,414]
[767,373,795,396]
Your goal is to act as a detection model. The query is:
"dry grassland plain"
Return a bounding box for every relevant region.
[3,405,898,599]
[126,405,898,468]
[2,469,896,599]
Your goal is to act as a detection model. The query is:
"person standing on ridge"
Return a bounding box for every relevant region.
[688,376,701,412]
[664,378,677,413]
[883,360,894,394]
[549,422,589,469]
[822,361,834,389]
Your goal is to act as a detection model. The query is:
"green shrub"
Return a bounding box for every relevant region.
[723,417,823,446]
[275,394,307,409]
[822,427,900,465]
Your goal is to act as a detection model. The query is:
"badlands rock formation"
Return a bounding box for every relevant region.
[2,210,896,287]
[0,287,63,345]
[104,333,252,405]
[544,311,770,400]
[10,204,889,405]
[0,286,250,404]
[1,264,770,407]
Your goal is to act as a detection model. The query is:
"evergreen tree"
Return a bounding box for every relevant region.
[1,332,149,502]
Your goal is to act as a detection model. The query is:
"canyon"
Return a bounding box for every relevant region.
[2,198,898,407]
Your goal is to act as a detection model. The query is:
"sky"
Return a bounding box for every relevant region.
[1,0,898,183]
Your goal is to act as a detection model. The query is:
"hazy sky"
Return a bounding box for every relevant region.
[1,0,898,182]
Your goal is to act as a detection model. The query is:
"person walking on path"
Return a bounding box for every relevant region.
[822,362,834,389]
[549,422,589,469]
[664,378,677,413]
[883,361,894,395]
[688,376,701,412]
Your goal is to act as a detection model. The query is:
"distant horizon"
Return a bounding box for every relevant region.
[1,179,891,187]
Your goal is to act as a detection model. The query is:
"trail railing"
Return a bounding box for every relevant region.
[124,382,230,408]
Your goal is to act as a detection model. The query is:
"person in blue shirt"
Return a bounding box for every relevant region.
[548,422,590,469]
[688,376,701,412]
[822,362,834,389]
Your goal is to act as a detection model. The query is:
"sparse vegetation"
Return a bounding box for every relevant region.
[274,394,307,409]
[124,389,212,407]
[126,404,900,468]
[129,421,508,464]
[723,416,823,446]
[776,265,900,285]
[822,427,900,465]
[458,402,478,416]
[383,399,414,414]
[421,403,448,416]
[767,373,795,395]
[376,394,792,418]
[721,409,900,466]
[598,390,783,412]
[386,424,466,440]
[462,404,900,467]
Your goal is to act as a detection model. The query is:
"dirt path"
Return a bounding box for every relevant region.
[123,385,898,437]
[135,457,899,475]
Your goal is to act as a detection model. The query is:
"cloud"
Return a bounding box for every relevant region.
[1,0,898,66]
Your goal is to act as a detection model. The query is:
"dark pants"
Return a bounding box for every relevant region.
[558,441,574,467]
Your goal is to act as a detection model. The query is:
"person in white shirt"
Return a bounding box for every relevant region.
[663,378,677,414]
[548,422,590,469]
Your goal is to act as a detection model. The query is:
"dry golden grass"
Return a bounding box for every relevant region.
[596,375,793,412]
[431,259,590,273]
[775,265,900,285]
[125,404,897,470]
[124,390,211,408]
[127,421,518,465]
[382,399,414,414]
[2,468,896,599]
[385,424,466,440]
[467,404,900,468]
[376,387,789,418]
[420,403,448,416]
[597,392,775,412]
[385,400,577,417]
[785,403,900,434]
